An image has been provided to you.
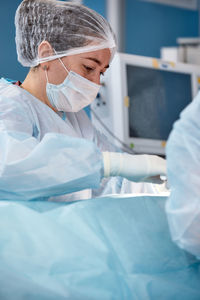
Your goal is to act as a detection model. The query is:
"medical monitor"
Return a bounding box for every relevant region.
[91,53,200,155]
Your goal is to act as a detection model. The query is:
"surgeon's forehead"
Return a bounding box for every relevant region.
[79,49,111,66]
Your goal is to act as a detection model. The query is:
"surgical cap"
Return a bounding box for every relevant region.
[15,0,116,67]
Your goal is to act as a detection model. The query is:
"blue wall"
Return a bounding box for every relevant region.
[0,0,26,81]
[0,0,198,81]
[125,0,199,57]
[84,0,106,17]
[85,0,198,57]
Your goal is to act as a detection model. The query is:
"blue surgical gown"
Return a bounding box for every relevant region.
[166,91,200,258]
[0,194,200,299]
[0,78,126,201]
[0,79,158,201]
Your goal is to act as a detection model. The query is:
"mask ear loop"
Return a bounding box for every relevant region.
[44,69,49,83]
[43,65,49,83]
[58,57,69,75]
[53,48,70,75]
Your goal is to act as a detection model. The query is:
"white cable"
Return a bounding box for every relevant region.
[90,108,136,154]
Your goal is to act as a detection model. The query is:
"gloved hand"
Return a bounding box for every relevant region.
[102,152,167,184]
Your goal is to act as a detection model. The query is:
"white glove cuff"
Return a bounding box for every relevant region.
[143,154,151,177]
[102,152,124,178]
[102,152,111,177]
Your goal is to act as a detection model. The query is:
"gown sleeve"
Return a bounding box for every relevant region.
[0,97,103,201]
[166,92,200,258]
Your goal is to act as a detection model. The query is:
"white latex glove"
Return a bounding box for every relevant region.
[102,152,167,184]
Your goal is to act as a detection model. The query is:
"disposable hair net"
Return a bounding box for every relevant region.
[15,0,117,67]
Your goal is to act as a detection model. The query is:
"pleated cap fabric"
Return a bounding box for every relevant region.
[15,0,116,67]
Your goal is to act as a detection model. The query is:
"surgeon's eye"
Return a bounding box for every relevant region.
[83,65,94,73]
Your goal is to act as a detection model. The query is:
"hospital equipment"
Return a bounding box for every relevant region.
[161,37,200,65]
[91,53,200,155]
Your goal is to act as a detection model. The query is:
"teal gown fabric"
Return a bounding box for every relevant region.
[166,91,200,258]
[0,78,124,202]
[0,194,199,300]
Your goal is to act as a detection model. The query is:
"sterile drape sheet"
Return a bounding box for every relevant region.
[0,194,199,299]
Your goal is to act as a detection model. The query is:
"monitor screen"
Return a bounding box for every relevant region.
[127,65,192,140]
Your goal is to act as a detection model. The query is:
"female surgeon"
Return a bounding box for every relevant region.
[0,0,166,202]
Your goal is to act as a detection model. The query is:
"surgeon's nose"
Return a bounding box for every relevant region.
[89,73,101,85]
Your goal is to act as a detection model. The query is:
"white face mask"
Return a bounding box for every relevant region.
[45,59,101,112]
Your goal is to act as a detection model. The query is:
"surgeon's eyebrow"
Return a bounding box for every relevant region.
[83,57,109,69]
